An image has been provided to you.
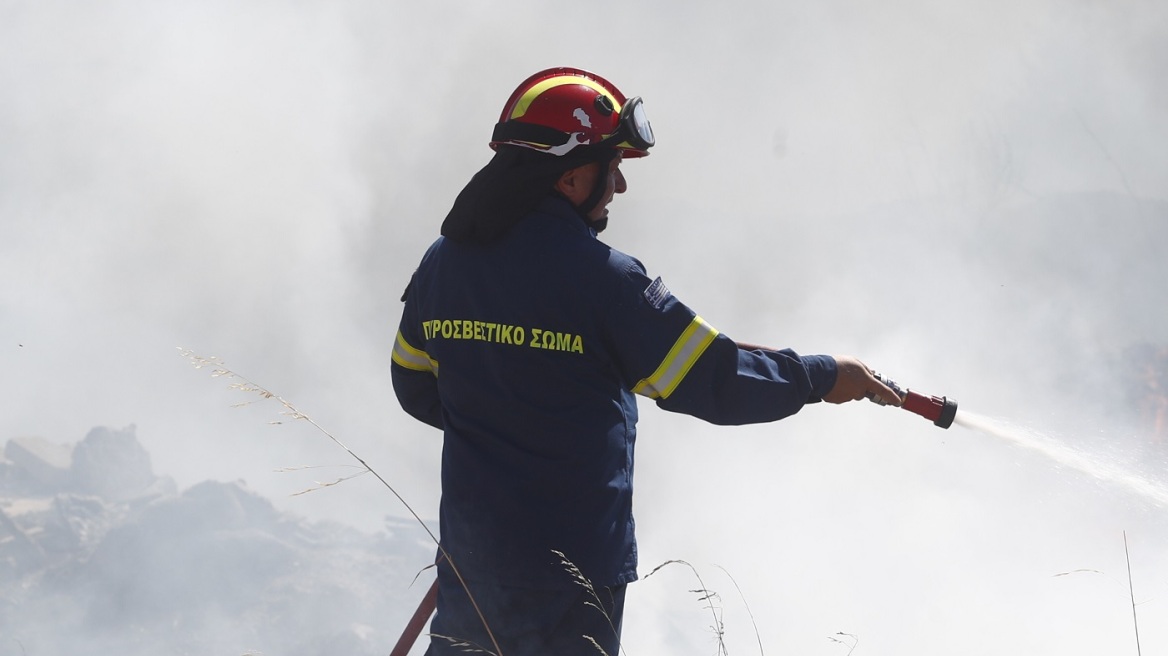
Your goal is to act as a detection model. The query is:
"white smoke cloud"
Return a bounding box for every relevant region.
[2,0,1166,653]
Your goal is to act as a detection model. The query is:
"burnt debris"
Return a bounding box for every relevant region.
[1,425,432,656]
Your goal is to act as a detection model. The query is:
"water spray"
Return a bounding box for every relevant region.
[867,372,1168,507]
[868,373,958,429]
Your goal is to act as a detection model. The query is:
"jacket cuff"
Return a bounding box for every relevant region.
[801,354,837,403]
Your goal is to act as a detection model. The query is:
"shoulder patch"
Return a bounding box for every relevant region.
[643,276,670,310]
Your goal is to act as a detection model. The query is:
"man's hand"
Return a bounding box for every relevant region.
[823,355,903,405]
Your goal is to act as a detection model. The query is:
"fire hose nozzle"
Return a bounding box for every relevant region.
[870,373,958,429]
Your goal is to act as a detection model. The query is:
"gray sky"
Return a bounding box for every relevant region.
[3,0,1167,653]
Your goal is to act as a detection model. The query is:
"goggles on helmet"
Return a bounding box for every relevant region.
[596,96,655,152]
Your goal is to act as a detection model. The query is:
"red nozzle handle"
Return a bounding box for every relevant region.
[870,373,958,429]
[902,390,958,429]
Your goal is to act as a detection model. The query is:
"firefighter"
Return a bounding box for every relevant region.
[391,67,901,656]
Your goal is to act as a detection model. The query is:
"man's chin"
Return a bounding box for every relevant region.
[589,211,611,234]
[589,207,611,222]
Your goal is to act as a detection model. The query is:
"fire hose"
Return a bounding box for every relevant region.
[390,578,439,656]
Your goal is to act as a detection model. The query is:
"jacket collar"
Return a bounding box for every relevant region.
[532,195,597,238]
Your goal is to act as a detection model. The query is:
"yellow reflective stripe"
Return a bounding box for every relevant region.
[633,317,719,399]
[511,76,622,120]
[392,331,438,376]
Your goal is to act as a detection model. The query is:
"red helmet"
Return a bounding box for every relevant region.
[490,67,654,158]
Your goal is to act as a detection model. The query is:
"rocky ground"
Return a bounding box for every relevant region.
[0,426,434,656]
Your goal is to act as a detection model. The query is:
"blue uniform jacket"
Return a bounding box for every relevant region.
[392,196,837,589]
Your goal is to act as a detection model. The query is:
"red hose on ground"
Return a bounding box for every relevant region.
[390,578,439,656]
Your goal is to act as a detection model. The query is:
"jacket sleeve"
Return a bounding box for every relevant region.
[656,336,837,425]
[391,276,444,431]
[392,357,443,430]
[599,253,836,426]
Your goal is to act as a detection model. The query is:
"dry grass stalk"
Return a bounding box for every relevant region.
[273,464,370,495]
[179,347,503,656]
[715,564,764,656]
[828,632,859,655]
[552,550,626,656]
[1053,532,1145,655]
[429,634,498,655]
[583,634,611,656]
[1124,531,1142,656]
[642,559,726,655]
[288,470,369,496]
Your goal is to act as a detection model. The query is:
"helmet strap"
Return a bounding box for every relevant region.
[575,150,619,230]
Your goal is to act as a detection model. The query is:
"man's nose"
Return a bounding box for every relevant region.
[614,169,627,194]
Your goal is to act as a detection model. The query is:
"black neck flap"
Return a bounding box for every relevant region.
[440,145,613,244]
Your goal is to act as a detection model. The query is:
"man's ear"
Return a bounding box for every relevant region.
[554,164,592,204]
[554,167,578,199]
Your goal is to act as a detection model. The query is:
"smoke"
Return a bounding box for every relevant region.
[3,0,1167,653]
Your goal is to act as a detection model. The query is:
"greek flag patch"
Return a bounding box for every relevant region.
[643,276,670,309]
